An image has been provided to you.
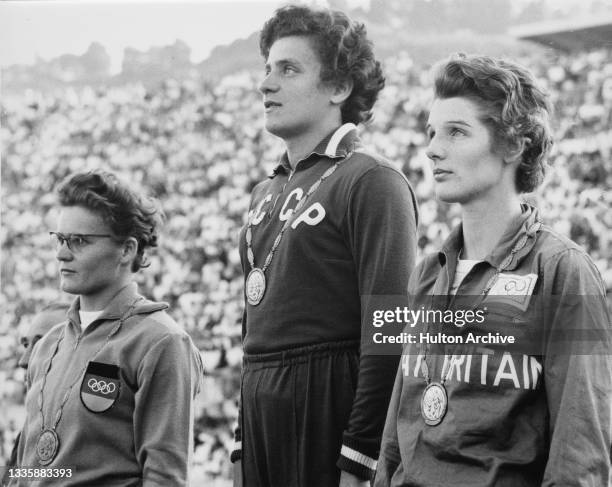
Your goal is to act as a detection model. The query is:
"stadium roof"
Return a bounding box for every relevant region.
[510,14,612,52]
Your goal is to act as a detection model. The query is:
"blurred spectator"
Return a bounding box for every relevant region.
[2,302,69,487]
[17,302,70,372]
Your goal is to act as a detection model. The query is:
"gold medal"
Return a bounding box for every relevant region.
[246,268,266,306]
[421,382,448,426]
[36,428,59,465]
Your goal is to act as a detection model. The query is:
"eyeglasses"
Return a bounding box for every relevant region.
[49,232,113,252]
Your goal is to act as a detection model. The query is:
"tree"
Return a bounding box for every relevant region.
[81,42,111,78]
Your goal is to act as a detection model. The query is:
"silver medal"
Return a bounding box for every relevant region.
[246,268,266,306]
[421,382,448,426]
[36,428,59,465]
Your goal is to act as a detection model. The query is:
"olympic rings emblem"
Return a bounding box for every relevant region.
[504,279,527,293]
[87,378,117,395]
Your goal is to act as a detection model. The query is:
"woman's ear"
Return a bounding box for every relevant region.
[330,78,353,106]
[120,237,138,265]
[505,137,530,164]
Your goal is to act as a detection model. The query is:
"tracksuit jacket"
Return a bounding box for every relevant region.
[375,204,612,486]
[13,283,203,487]
[233,123,419,480]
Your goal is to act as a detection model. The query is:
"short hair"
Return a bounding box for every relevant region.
[432,53,554,193]
[259,4,384,125]
[56,171,163,272]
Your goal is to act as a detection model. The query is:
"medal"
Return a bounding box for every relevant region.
[246,268,266,306]
[420,382,448,426]
[419,344,452,427]
[417,220,542,426]
[244,156,349,306]
[36,429,59,465]
[35,299,141,465]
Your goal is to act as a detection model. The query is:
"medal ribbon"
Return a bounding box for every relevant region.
[245,156,349,273]
[418,221,541,424]
[420,219,541,384]
[37,298,142,433]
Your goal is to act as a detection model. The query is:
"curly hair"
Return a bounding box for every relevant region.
[259,4,385,125]
[432,53,554,193]
[56,171,164,272]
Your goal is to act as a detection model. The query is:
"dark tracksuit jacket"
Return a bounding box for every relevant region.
[233,123,419,482]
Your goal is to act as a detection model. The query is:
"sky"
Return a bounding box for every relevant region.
[0,1,286,73]
[0,0,596,74]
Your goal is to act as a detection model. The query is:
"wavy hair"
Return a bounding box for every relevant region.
[433,53,554,192]
[260,4,385,125]
[57,171,163,272]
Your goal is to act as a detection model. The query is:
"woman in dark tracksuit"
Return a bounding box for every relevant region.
[232,5,418,487]
[376,54,612,486]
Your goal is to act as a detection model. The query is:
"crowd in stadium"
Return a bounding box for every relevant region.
[1,44,611,483]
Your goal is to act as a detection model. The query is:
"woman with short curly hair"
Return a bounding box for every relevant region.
[375,54,611,486]
[233,4,418,487]
[12,170,203,486]
[259,4,385,126]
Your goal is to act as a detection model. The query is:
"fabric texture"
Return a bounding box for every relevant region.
[375,204,612,487]
[233,123,419,482]
[13,283,204,487]
[240,341,359,487]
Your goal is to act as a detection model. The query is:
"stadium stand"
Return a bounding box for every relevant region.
[510,14,612,51]
[1,41,611,483]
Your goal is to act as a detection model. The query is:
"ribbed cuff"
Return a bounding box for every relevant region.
[230,438,242,463]
[337,444,377,481]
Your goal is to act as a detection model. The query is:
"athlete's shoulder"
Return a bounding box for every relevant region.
[534,225,606,293]
[251,175,275,197]
[408,252,441,295]
[536,223,589,258]
[129,300,188,339]
[346,147,407,180]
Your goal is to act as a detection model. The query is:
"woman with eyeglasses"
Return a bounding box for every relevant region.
[375,54,611,486]
[11,171,203,486]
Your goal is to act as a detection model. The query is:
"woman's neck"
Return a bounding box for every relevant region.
[460,196,523,260]
[79,277,133,311]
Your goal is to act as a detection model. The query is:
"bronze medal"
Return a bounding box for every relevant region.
[34,300,140,469]
[246,268,266,306]
[36,428,59,465]
[421,382,448,426]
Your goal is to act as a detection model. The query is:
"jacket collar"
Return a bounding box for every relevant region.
[270,123,359,178]
[438,204,542,272]
[67,282,167,330]
[432,204,542,303]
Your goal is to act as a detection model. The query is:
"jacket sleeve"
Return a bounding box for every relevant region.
[541,248,612,486]
[373,364,404,486]
[336,165,418,480]
[133,332,201,487]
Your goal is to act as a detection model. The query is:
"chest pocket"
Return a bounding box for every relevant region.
[481,274,540,354]
[485,273,538,312]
